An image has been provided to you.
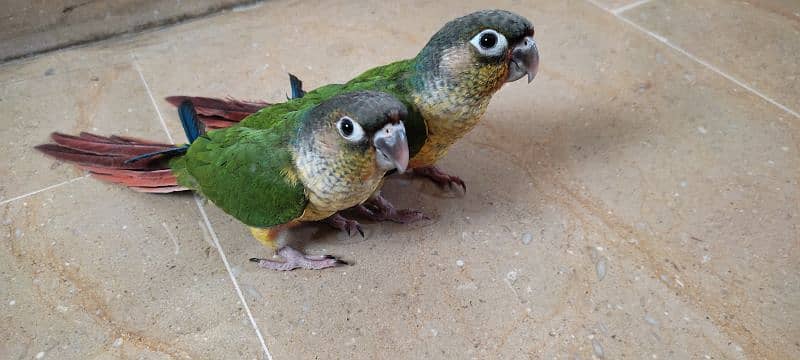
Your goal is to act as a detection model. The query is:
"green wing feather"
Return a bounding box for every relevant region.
[170,111,307,228]
[240,59,428,156]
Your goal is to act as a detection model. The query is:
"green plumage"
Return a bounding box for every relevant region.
[171,111,307,228]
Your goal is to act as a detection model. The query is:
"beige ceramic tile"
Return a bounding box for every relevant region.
[0,179,263,359]
[498,0,799,358]
[0,63,172,203]
[0,48,128,85]
[748,0,800,19]
[589,0,652,11]
[622,0,800,112]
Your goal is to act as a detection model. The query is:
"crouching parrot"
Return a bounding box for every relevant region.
[165,9,540,232]
[36,91,409,271]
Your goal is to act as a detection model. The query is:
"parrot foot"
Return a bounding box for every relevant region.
[249,246,348,271]
[323,213,364,237]
[413,166,466,192]
[356,193,430,224]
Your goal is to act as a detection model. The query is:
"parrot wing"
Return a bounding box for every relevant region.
[171,119,308,229]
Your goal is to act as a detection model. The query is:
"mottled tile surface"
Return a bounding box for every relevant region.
[1,0,797,359]
[0,64,165,203]
[590,0,653,11]
[623,0,800,111]
[1,181,262,359]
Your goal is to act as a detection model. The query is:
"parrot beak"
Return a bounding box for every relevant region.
[506,36,539,83]
[373,122,409,173]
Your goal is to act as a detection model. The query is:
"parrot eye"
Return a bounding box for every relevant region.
[469,29,508,57]
[480,32,497,48]
[336,116,365,142]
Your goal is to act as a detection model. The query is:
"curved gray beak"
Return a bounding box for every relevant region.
[507,36,539,83]
[373,122,409,173]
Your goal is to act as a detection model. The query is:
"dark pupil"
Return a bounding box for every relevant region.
[480,32,497,48]
[340,119,353,136]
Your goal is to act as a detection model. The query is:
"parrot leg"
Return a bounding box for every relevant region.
[323,213,364,237]
[248,227,347,271]
[355,192,429,224]
[413,166,467,192]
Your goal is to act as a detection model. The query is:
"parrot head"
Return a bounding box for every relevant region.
[297,91,409,177]
[416,9,538,95]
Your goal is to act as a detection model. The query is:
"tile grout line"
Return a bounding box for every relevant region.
[194,195,274,360]
[611,0,654,15]
[131,58,274,360]
[131,53,176,144]
[0,175,88,206]
[585,0,800,119]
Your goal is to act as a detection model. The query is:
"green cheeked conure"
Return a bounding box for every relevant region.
[36,91,409,271]
[165,9,539,231]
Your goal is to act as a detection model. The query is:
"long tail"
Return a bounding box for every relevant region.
[35,132,186,193]
[164,73,306,130]
[34,101,204,193]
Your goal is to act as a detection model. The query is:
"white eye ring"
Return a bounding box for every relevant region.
[469,29,508,57]
[336,116,365,142]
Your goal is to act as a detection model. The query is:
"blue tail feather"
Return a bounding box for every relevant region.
[179,100,204,143]
[289,73,306,99]
[123,146,188,164]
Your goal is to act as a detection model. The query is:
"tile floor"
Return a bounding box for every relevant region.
[1,0,798,359]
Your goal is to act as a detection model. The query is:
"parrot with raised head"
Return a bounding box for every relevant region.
[36,91,410,271]
[166,9,539,231]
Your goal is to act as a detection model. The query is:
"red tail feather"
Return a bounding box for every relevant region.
[165,96,269,129]
[50,132,172,156]
[35,132,185,193]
